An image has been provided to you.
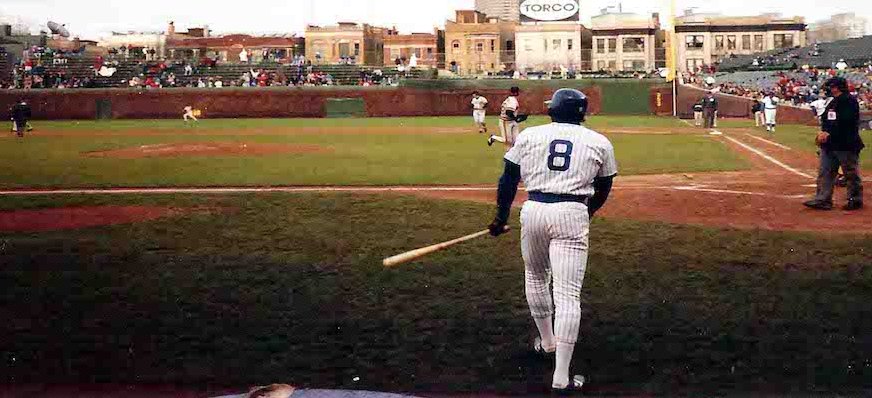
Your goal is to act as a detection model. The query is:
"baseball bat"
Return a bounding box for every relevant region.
[383,226,511,268]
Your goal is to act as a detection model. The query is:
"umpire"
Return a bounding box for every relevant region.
[10,99,32,138]
[702,91,718,129]
[804,77,864,211]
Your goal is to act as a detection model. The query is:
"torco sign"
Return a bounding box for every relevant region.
[519,0,580,22]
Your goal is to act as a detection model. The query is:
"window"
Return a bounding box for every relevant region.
[622,37,644,53]
[774,34,794,48]
[596,60,606,70]
[607,60,616,70]
[354,43,360,56]
[727,35,737,51]
[490,40,495,53]
[506,40,514,51]
[714,35,724,50]
[552,39,562,50]
[608,38,617,53]
[596,38,606,54]
[754,34,764,51]
[451,40,460,53]
[567,39,573,50]
[686,58,705,70]
[476,42,484,53]
[685,35,704,50]
[742,35,751,50]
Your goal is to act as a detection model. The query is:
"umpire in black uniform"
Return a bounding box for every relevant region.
[804,77,864,211]
[702,91,718,129]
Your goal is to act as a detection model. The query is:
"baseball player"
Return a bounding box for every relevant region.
[10,99,32,138]
[762,92,779,133]
[488,86,527,147]
[471,91,489,134]
[183,105,198,123]
[488,89,617,394]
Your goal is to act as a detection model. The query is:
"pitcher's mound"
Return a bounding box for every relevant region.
[85,143,329,158]
[0,206,175,232]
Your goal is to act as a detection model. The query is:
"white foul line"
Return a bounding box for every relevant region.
[720,133,814,179]
[745,134,792,150]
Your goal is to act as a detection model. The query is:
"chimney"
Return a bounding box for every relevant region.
[203,25,210,38]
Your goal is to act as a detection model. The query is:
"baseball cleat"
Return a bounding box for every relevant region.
[803,200,833,210]
[487,136,495,146]
[552,375,585,396]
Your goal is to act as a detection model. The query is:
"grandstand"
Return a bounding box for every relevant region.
[718,35,872,71]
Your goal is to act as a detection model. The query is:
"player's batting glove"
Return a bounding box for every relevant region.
[488,218,509,237]
[515,114,529,123]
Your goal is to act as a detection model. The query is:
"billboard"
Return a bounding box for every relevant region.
[519,0,580,23]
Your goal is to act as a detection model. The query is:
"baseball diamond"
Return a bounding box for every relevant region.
[2,2,872,397]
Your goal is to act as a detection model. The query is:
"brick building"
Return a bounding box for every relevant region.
[675,13,807,71]
[444,10,516,75]
[304,22,387,66]
[590,12,662,72]
[383,30,445,68]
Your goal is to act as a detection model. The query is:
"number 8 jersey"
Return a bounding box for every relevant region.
[504,122,618,197]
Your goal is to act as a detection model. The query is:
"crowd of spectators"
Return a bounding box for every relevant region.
[687,64,872,111]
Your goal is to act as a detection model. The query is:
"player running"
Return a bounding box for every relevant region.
[488,88,617,394]
[471,91,489,134]
[488,86,527,148]
[183,105,198,123]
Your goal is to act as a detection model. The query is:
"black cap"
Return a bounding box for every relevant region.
[825,77,849,91]
[510,86,520,95]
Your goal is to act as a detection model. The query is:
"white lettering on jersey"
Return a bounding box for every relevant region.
[505,123,618,197]
[501,96,519,119]
[471,96,489,110]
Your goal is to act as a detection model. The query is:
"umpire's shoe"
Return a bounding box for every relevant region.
[803,200,833,210]
[552,375,586,396]
[843,200,864,211]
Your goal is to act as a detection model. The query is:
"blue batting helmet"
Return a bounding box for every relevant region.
[547,88,588,123]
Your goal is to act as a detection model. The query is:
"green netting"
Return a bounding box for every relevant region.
[325,98,366,118]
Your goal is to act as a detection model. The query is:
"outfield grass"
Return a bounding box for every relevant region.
[1,193,870,394]
[0,116,748,188]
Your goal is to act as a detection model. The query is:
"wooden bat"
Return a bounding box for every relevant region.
[383,226,511,268]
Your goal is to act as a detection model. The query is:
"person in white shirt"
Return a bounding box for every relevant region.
[488,86,525,148]
[470,91,489,134]
[239,48,249,63]
[762,92,780,133]
[182,106,198,123]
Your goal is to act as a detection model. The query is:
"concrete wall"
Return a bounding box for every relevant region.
[677,84,819,125]
[0,86,604,120]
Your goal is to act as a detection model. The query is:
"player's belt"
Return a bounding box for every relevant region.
[528,192,589,205]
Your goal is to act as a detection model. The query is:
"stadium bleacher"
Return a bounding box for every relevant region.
[718,35,872,71]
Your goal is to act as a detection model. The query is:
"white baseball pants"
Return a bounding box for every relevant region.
[473,110,486,125]
[499,119,520,146]
[520,200,590,345]
[764,109,777,126]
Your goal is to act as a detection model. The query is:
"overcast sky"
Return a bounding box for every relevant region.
[0,0,870,39]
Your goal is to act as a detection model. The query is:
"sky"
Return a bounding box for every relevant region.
[0,0,870,40]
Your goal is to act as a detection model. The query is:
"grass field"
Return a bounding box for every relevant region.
[0,116,748,188]
[716,117,872,170]
[1,193,871,394]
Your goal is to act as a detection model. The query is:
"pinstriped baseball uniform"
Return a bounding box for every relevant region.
[504,122,617,345]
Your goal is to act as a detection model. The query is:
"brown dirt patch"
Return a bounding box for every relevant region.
[84,142,329,159]
[0,206,179,232]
